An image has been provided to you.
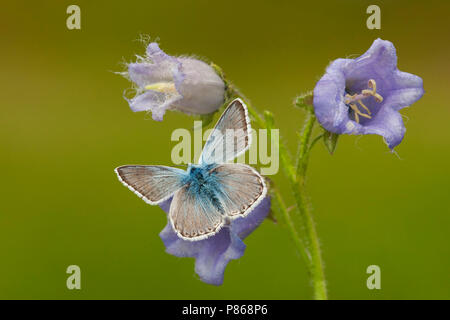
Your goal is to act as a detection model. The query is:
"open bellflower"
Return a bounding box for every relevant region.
[125,42,225,121]
[313,39,424,149]
[159,197,271,286]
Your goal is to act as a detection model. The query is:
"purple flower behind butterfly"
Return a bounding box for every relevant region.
[123,42,225,121]
[313,38,424,149]
[159,196,271,286]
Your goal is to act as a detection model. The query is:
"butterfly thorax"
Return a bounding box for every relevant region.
[185,163,225,214]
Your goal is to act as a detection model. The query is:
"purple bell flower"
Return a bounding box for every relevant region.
[124,42,225,121]
[313,39,424,149]
[158,197,271,286]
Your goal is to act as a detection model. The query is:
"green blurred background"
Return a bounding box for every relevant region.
[1,0,449,299]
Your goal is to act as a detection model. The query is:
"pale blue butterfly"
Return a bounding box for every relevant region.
[115,99,267,241]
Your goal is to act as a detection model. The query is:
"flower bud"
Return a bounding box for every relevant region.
[124,43,225,121]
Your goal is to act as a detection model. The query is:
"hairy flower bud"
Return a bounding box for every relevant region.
[124,43,225,121]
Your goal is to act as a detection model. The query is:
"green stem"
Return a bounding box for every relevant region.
[290,180,327,299]
[272,189,311,265]
[262,110,310,260]
[292,112,327,300]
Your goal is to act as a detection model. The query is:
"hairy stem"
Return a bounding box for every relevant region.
[272,188,311,265]
[292,111,327,300]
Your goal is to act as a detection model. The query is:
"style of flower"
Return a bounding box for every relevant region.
[313,38,424,149]
[158,196,271,286]
[124,42,226,121]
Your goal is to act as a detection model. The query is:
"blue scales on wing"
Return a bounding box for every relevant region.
[169,163,266,240]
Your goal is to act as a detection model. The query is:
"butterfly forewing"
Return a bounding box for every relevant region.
[211,163,267,218]
[115,165,187,205]
[200,99,251,165]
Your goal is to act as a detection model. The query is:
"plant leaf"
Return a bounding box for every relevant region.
[323,130,339,155]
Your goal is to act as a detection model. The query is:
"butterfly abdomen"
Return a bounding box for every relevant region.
[186,164,225,215]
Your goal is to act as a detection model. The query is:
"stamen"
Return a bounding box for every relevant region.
[350,104,360,123]
[358,111,372,119]
[361,79,383,102]
[368,79,376,91]
[358,100,371,115]
[349,103,371,123]
[144,82,177,94]
[345,79,384,123]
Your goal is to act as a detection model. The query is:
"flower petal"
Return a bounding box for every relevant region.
[313,59,351,134]
[385,71,424,111]
[174,58,225,115]
[346,38,397,80]
[159,219,204,258]
[159,222,246,286]
[127,43,183,90]
[127,90,182,121]
[128,62,175,88]
[363,106,406,149]
[232,197,271,239]
[146,42,174,64]
[158,196,270,285]
[194,228,246,285]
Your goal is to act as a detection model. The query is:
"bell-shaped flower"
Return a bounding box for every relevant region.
[158,197,271,286]
[313,39,424,149]
[124,43,225,121]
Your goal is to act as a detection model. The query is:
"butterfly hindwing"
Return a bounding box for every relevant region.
[200,98,251,165]
[115,165,187,205]
[169,163,266,241]
[169,183,225,240]
[211,163,267,218]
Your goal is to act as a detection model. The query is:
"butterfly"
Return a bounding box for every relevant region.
[114,98,267,241]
